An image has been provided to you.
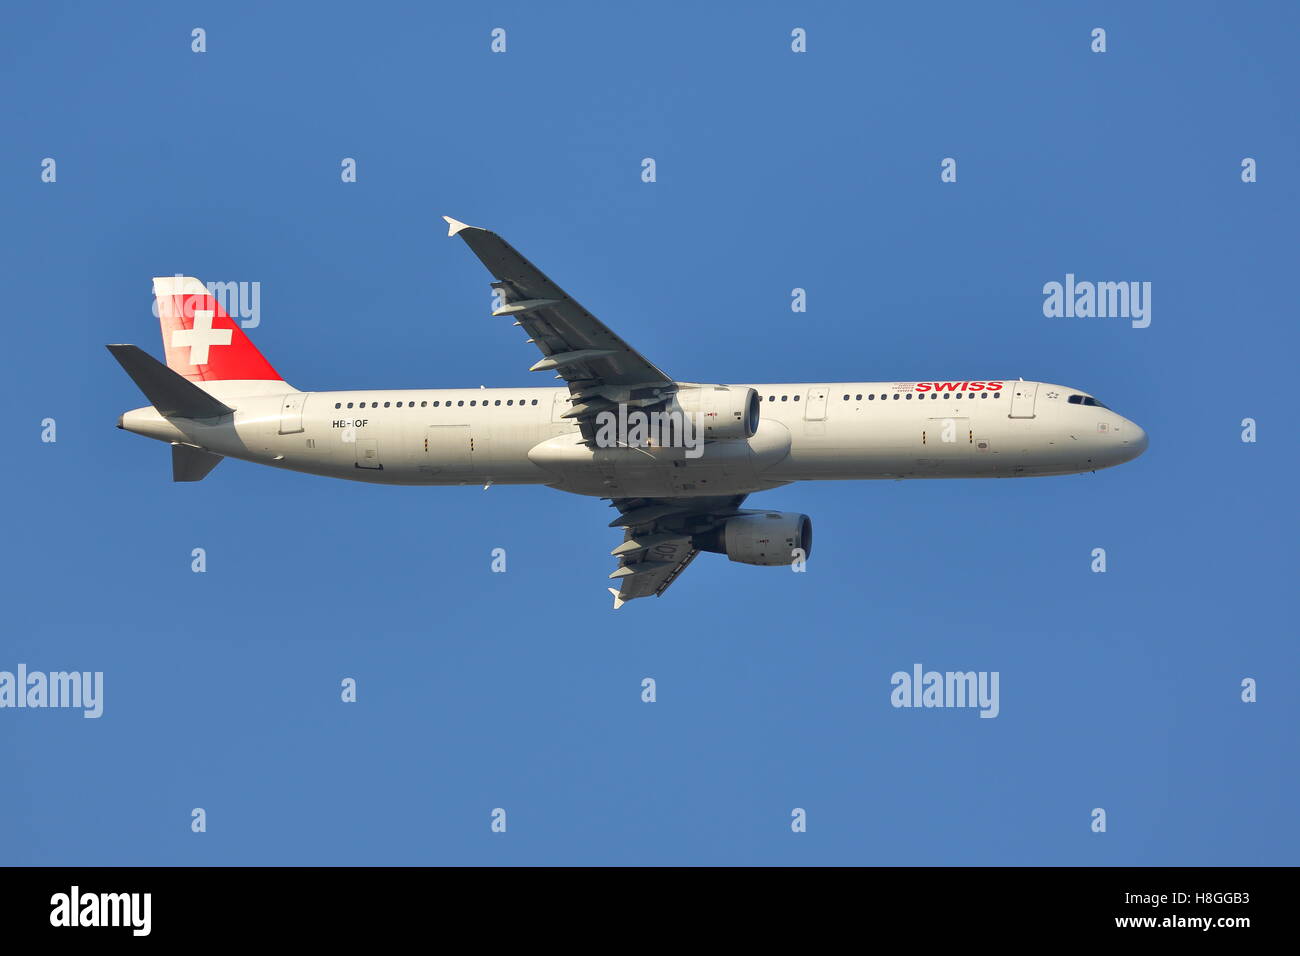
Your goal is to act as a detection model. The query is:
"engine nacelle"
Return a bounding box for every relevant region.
[696,512,813,566]
[669,385,760,440]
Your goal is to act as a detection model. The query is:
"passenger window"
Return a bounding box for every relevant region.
[495,399,501,406]
[781,396,788,402]
[855,394,862,400]
[507,399,514,406]
[457,400,464,406]
[843,394,850,401]
[793,395,800,401]
[532,399,538,405]
[893,394,899,400]
[769,396,775,402]
[993,392,1000,398]
[906,394,912,400]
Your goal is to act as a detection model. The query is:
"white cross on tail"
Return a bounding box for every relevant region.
[171,310,232,365]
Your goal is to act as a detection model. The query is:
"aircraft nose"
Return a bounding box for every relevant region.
[1120,421,1148,460]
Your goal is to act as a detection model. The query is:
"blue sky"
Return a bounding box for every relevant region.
[2,1,1296,865]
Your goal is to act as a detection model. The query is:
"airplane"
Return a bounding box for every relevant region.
[110,215,1148,607]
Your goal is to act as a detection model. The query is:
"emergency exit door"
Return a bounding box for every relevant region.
[551,390,571,423]
[424,425,471,473]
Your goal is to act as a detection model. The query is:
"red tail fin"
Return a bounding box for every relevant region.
[153,276,281,383]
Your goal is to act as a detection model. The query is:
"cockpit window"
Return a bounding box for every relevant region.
[1068,394,1110,409]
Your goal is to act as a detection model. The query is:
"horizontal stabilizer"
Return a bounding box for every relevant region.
[172,444,224,482]
[107,345,235,420]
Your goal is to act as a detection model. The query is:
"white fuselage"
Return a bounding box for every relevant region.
[120,379,1148,498]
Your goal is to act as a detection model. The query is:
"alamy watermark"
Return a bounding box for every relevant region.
[1042,273,1151,328]
[50,886,150,936]
[890,663,999,718]
[0,665,103,718]
[593,406,705,459]
[153,276,261,329]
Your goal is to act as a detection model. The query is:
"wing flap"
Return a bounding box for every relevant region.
[604,495,749,607]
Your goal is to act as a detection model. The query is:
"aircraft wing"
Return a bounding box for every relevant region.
[444,216,675,439]
[604,494,749,608]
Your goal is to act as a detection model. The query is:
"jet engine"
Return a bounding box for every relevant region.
[695,512,812,566]
[668,385,760,440]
